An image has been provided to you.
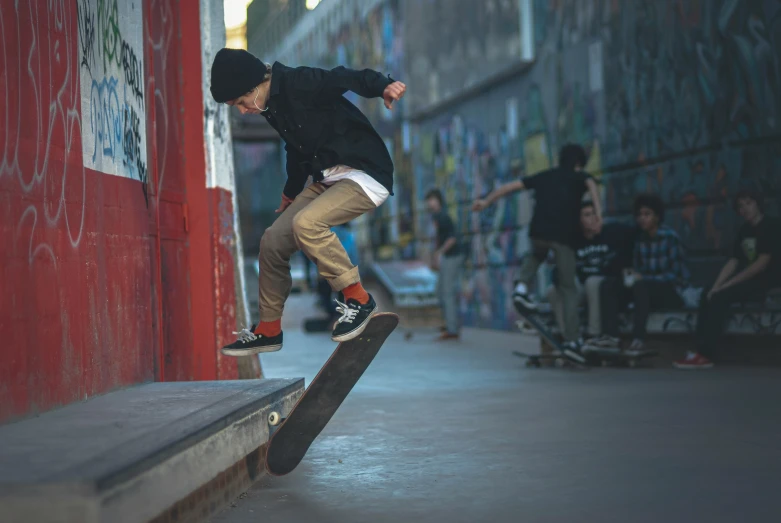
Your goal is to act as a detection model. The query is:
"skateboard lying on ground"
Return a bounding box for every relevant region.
[513,350,575,368]
[513,313,588,370]
[265,312,399,476]
[588,346,659,368]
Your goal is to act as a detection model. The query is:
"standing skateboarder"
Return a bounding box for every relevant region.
[472,145,602,361]
[210,48,406,355]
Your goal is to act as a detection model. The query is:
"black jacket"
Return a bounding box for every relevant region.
[261,62,395,199]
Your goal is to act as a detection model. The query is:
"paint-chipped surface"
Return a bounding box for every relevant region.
[0,2,155,422]
[0,0,245,422]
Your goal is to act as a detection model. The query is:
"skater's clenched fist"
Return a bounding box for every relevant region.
[383,81,406,109]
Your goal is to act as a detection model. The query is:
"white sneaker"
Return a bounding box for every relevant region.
[512,282,538,312]
[592,334,621,348]
[625,338,650,356]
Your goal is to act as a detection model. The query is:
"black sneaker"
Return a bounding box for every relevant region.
[561,340,587,364]
[221,325,283,357]
[331,294,378,342]
[512,283,537,313]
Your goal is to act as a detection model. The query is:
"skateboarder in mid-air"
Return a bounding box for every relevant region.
[210,48,406,355]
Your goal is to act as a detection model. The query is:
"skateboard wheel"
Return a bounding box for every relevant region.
[268,411,281,426]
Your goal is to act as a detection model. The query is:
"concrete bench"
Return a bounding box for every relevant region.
[0,379,303,523]
[622,289,781,336]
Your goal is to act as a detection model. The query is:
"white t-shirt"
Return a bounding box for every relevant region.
[320,165,389,207]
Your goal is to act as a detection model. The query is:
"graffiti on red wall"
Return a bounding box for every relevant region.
[77,0,148,188]
[0,0,155,422]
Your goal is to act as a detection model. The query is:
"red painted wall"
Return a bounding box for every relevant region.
[0,0,241,424]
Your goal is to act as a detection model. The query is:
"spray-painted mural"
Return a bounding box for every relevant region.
[0,0,156,422]
[412,0,781,330]
[1,0,246,422]
[78,0,148,185]
[272,0,408,260]
[253,0,780,330]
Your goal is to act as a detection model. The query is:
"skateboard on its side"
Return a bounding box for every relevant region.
[265,312,399,476]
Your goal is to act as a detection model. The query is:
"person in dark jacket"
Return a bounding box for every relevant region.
[210,48,406,355]
[471,144,602,363]
[675,189,781,369]
[425,188,465,340]
[547,201,635,347]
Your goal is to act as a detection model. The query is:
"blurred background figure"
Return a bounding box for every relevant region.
[676,188,781,369]
[425,189,464,340]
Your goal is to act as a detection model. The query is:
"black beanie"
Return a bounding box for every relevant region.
[210,48,268,103]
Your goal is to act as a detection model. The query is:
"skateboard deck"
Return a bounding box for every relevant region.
[514,312,588,369]
[512,350,575,368]
[265,312,399,476]
[590,347,659,368]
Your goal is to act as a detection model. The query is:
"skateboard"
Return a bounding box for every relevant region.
[513,313,588,369]
[512,350,577,368]
[265,312,399,476]
[588,346,659,368]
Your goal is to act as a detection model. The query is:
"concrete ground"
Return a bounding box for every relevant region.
[212,294,781,523]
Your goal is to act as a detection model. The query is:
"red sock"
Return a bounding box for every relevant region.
[254,318,281,337]
[342,282,369,304]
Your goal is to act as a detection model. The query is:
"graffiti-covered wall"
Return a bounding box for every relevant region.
[0,0,247,423]
[411,0,781,330]
[0,0,155,422]
[78,0,148,184]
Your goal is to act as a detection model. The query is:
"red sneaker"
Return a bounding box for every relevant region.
[673,352,714,369]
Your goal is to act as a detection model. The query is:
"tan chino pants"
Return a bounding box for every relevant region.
[258,180,375,322]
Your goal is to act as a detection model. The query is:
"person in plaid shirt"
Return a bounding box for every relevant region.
[600,193,689,353]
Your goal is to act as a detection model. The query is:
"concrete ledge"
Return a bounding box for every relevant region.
[369,261,439,308]
[0,379,304,523]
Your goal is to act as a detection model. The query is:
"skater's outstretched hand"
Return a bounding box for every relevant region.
[275,194,294,214]
[471,199,489,212]
[383,81,406,109]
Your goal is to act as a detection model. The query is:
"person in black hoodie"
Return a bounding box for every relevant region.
[209,48,406,355]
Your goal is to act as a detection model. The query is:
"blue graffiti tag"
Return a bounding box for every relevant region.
[89,76,123,165]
